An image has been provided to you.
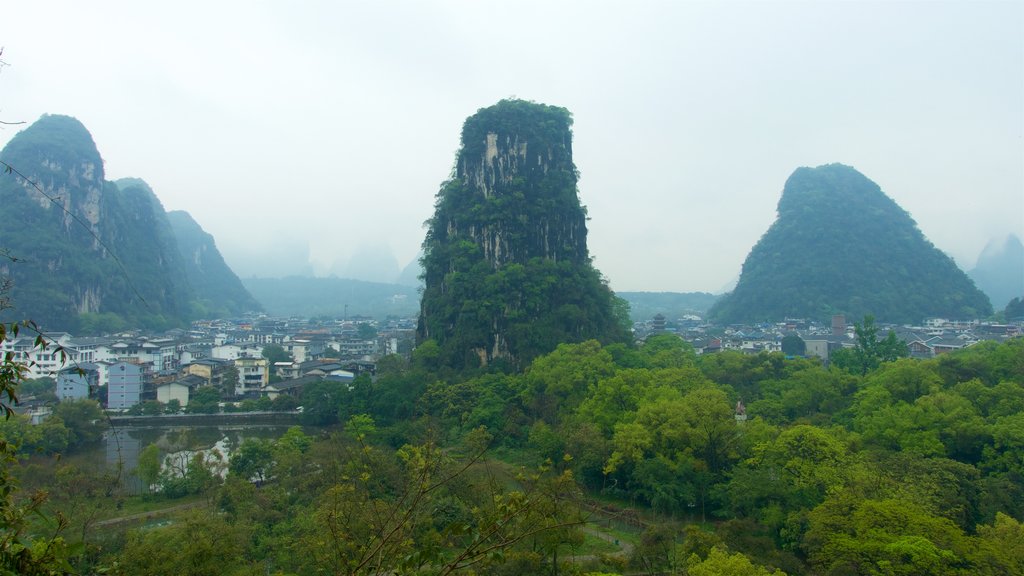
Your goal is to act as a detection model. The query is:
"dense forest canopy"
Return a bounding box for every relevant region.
[6,326,1022,575]
[710,164,993,324]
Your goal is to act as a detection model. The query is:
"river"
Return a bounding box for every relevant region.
[94,422,300,493]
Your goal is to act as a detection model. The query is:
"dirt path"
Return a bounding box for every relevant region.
[93,500,206,528]
[582,525,635,557]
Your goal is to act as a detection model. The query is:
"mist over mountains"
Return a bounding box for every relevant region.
[970,234,1024,311]
[0,115,1009,329]
[0,115,258,331]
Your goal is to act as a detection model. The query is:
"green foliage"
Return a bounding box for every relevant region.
[110,510,253,576]
[1005,296,1024,321]
[135,444,161,492]
[0,319,75,573]
[831,315,910,375]
[687,547,787,576]
[260,344,291,364]
[710,164,993,324]
[804,495,972,575]
[780,334,806,356]
[51,399,106,449]
[74,311,126,335]
[228,438,274,484]
[185,386,220,414]
[418,100,630,371]
[299,379,347,426]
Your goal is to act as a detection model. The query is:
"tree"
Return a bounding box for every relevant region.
[356,322,377,340]
[51,399,107,449]
[804,495,972,576]
[262,344,292,382]
[687,547,787,576]
[110,510,252,576]
[186,386,221,414]
[286,427,585,576]
[262,344,291,365]
[300,379,347,426]
[780,334,806,356]
[832,315,909,375]
[135,444,161,493]
[0,319,75,572]
[220,365,239,398]
[228,438,273,485]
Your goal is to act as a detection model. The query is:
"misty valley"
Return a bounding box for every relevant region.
[1,98,1023,576]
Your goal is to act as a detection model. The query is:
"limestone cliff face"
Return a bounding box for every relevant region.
[418,100,627,370]
[447,104,589,268]
[0,115,252,331]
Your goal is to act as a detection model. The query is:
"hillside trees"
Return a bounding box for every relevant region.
[710,164,993,324]
[418,100,630,372]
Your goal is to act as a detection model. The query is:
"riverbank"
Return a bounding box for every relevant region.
[108,411,303,427]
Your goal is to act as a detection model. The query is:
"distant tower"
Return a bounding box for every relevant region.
[651,313,666,333]
[832,314,846,337]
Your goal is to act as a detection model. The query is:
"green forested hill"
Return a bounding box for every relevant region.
[0,115,257,331]
[165,209,261,318]
[0,115,194,331]
[418,100,630,370]
[619,291,720,321]
[242,276,420,318]
[710,164,992,324]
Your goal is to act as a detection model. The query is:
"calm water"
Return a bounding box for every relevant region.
[95,423,297,493]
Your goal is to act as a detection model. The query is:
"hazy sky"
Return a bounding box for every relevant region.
[1,1,1021,293]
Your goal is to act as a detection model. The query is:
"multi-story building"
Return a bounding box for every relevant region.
[183,358,233,388]
[107,361,142,410]
[234,356,269,396]
[55,364,100,402]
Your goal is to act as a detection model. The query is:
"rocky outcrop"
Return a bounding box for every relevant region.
[0,115,254,331]
[417,100,628,370]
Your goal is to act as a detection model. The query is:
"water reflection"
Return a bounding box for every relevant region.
[100,424,295,494]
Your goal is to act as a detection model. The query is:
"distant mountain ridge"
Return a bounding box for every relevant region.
[618,291,720,321]
[242,276,420,318]
[0,114,258,331]
[710,164,992,324]
[166,209,262,318]
[969,234,1024,311]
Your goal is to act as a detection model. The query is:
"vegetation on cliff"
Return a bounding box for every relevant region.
[710,164,992,324]
[0,115,192,330]
[165,209,261,318]
[418,100,630,370]
[0,115,257,331]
